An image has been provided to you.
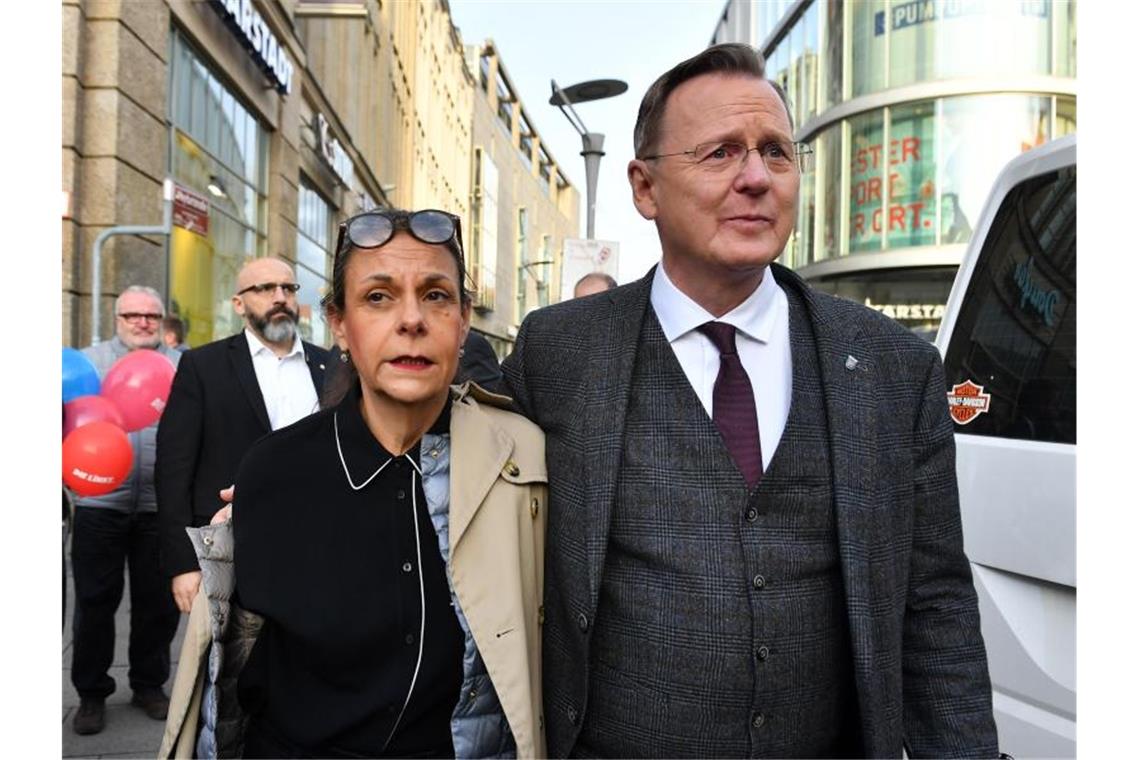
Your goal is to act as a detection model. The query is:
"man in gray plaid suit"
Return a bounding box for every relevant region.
[501,44,998,758]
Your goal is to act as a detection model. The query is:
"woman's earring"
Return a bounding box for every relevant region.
[339,349,350,363]
[459,347,466,358]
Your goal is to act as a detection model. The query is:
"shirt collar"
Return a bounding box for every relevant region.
[650,263,781,344]
[335,382,452,480]
[244,327,304,359]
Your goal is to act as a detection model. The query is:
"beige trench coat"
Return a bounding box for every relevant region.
[159,384,548,758]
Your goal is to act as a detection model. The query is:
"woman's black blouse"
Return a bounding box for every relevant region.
[234,384,463,758]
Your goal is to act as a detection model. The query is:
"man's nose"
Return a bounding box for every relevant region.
[733,149,773,193]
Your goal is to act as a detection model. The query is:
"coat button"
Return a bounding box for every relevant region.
[577,612,589,632]
[752,574,766,590]
[752,712,766,728]
[745,507,758,522]
[755,645,769,661]
[530,498,539,518]
[567,706,579,725]
[504,461,520,477]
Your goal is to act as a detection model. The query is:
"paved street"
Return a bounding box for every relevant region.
[62,526,188,759]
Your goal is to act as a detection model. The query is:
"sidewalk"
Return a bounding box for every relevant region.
[63,531,188,759]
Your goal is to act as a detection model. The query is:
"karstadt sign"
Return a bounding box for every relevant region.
[210,0,295,94]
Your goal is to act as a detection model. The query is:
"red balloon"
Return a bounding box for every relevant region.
[63,395,126,439]
[100,350,177,432]
[62,421,133,497]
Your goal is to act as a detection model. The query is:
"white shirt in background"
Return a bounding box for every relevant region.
[244,329,320,431]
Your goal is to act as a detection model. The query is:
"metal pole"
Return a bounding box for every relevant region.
[90,179,175,344]
[580,133,605,240]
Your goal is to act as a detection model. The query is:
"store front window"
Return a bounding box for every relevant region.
[813,93,1064,262]
[167,30,267,347]
[814,266,957,341]
[295,180,334,347]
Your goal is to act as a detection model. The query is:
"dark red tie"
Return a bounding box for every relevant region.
[698,321,763,488]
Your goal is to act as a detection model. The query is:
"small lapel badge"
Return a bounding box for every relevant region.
[845,355,859,371]
[319,363,326,371]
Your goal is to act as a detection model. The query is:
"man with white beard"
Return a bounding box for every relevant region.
[155,257,330,614]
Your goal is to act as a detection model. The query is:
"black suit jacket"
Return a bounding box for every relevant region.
[155,333,328,577]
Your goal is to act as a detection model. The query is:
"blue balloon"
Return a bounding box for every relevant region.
[63,347,100,402]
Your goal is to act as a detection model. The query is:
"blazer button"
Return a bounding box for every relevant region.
[751,712,766,729]
[752,574,766,590]
[745,507,758,522]
[755,645,770,661]
[577,612,589,632]
[567,706,579,725]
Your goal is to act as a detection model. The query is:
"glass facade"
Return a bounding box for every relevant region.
[167,30,267,347]
[753,0,1076,337]
[295,180,334,347]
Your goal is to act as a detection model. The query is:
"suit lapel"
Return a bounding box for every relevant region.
[303,342,326,392]
[448,394,513,550]
[581,270,654,605]
[228,333,272,432]
[774,264,883,743]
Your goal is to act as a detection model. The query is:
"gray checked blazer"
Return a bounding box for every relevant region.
[500,263,998,758]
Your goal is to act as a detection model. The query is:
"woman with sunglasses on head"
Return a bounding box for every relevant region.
[160,209,546,759]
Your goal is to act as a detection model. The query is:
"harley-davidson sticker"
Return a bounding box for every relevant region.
[947,380,992,425]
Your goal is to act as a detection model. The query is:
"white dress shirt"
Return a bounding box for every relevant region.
[245,329,320,431]
[650,264,792,471]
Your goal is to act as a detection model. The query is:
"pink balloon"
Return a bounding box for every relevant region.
[100,350,177,432]
[63,395,126,439]
[62,421,133,497]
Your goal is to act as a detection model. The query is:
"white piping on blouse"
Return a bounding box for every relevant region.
[334,411,429,753]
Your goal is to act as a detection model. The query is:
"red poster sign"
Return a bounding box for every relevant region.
[172,183,210,236]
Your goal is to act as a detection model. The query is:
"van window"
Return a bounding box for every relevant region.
[942,165,1076,444]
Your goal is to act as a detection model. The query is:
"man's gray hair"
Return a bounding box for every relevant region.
[633,43,794,158]
[115,285,165,316]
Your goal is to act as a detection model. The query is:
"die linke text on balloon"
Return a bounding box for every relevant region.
[850,136,931,236]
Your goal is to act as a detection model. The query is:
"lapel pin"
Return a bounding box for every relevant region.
[845,355,859,371]
[319,363,326,370]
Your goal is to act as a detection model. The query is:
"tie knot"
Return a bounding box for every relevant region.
[698,321,738,356]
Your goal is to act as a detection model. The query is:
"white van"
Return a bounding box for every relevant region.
[935,134,1076,758]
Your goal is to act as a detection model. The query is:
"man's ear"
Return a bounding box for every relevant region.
[628,159,658,220]
[231,294,246,318]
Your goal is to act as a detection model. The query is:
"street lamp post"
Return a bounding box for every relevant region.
[549,78,627,240]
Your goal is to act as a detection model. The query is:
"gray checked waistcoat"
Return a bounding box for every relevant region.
[572,287,861,758]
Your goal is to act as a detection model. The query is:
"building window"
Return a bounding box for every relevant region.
[471,148,498,312]
[167,29,267,346]
[295,179,333,347]
[515,206,528,323]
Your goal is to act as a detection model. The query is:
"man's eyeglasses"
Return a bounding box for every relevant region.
[236,282,302,296]
[641,140,813,174]
[117,312,163,324]
[336,209,464,259]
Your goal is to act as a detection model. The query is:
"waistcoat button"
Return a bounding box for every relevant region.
[752,712,766,728]
[756,645,770,661]
[745,507,758,522]
[577,612,589,632]
[752,574,766,590]
[567,706,579,725]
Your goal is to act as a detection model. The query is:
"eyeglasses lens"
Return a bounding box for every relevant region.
[409,211,455,244]
[347,214,394,249]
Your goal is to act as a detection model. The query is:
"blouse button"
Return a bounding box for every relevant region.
[402,562,413,573]
[397,489,406,500]
[404,633,415,645]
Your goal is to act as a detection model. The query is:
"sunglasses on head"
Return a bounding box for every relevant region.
[336,209,464,259]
